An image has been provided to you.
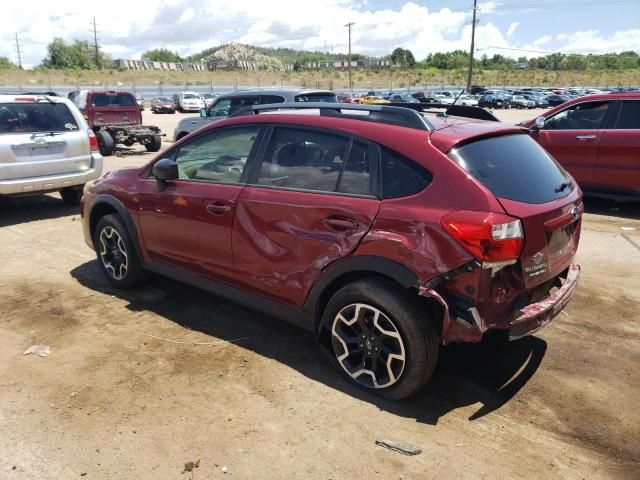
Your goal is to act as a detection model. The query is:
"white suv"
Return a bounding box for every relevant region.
[0,94,103,204]
[177,92,205,113]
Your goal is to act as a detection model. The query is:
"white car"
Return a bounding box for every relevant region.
[457,95,479,106]
[0,93,103,204]
[178,92,205,112]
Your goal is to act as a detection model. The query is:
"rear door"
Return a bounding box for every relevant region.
[595,99,640,194]
[449,134,582,289]
[533,100,612,188]
[232,125,379,308]
[136,125,263,281]
[0,100,91,182]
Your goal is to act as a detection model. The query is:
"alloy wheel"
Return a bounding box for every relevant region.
[98,226,128,280]
[331,303,406,389]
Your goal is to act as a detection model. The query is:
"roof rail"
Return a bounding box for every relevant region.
[229,102,433,131]
[0,91,59,97]
[387,102,500,122]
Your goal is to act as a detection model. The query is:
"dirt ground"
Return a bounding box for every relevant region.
[1,109,639,480]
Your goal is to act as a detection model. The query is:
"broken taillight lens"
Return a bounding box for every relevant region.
[441,210,524,264]
[88,129,99,152]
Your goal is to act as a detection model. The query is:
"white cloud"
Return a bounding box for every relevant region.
[178,7,195,23]
[506,22,519,36]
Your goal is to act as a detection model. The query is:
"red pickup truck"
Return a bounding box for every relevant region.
[522,93,640,196]
[72,90,162,157]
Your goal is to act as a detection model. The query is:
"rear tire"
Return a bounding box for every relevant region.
[96,130,115,157]
[60,186,83,205]
[145,135,162,152]
[93,214,149,289]
[321,278,440,400]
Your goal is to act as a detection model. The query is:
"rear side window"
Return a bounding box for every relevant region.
[257,127,371,195]
[0,103,78,135]
[294,93,338,103]
[613,101,640,129]
[381,148,432,199]
[260,95,286,104]
[449,134,572,204]
[91,93,136,107]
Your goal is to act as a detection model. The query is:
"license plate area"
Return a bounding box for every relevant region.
[547,221,578,271]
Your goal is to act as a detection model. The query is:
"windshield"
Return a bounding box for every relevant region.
[0,102,79,135]
[183,94,199,99]
[449,134,573,204]
[156,97,172,102]
[294,93,338,103]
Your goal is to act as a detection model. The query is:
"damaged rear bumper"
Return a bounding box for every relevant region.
[420,263,581,344]
[508,263,580,340]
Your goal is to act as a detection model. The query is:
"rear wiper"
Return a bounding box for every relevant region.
[36,95,56,105]
[554,180,572,193]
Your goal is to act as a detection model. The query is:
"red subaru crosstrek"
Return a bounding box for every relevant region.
[81,103,582,399]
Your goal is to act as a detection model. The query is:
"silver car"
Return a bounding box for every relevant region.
[174,88,337,141]
[0,94,103,204]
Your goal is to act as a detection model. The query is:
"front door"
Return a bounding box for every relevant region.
[533,100,612,188]
[137,125,262,281]
[232,126,380,308]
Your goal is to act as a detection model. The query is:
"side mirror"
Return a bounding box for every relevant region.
[152,158,179,191]
[533,116,545,130]
[199,107,207,117]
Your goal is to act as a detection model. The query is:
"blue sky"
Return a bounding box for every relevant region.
[2,0,639,68]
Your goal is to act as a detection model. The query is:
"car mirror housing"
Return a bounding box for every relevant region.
[199,107,207,117]
[152,158,179,191]
[533,116,546,130]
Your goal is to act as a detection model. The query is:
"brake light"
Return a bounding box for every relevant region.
[15,97,35,102]
[441,210,524,265]
[88,130,99,152]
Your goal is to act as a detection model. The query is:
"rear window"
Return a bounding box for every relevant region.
[91,93,136,107]
[449,134,573,204]
[295,93,338,103]
[0,102,79,135]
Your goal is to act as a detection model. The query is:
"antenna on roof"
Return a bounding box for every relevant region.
[439,90,466,117]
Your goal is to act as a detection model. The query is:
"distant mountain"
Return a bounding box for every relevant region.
[186,42,385,69]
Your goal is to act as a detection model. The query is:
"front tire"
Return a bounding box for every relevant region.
[145,134,162,152]
[322,279,439,400]
[94,214,149,289]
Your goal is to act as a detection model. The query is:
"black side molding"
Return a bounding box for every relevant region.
[90,194,144,260]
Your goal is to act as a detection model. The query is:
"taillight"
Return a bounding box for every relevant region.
[88,130,99,152]
[441,210,524,266]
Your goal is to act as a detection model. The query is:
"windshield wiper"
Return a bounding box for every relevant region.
[554,180,572,193]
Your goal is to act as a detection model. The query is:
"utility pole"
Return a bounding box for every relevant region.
[466,0,478,92]
[345,22,355,91]
[91,17,100,69]
[14,33,23,92]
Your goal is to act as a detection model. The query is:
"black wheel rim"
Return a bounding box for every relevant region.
[331,303,406,389]
[98,226,128,280]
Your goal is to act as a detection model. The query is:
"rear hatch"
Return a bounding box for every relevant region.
[88,92,140,126]
[447,133,582,288]
[0,100,91,180]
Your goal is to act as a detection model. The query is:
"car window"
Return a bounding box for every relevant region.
[229,96,261,115]
[613,101,640,129]
[210,98,231,116]
[294,93,337,103]
[174,126,261,184]
[258,127,368,194]
[0,102,79,135]
[449,134,572,204]
[544,101,610,130]
[183,94,199,99]
[381,148,432,199]
[260,95,286,104]
[91,93,136,107]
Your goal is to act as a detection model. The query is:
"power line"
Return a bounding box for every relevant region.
[466,0,478,92]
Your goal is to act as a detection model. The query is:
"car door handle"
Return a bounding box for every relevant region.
[206,202,232,216]
[324,217,359,231]
[576,135,596,140]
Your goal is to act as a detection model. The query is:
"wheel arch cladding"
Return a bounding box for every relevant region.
[89,195,143,259]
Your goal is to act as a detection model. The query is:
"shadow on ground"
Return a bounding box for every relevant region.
[0,194,78,227]
[583,195,640,221]
[71,260,546,425]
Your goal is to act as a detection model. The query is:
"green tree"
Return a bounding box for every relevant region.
[0,56,15,69]
[42,38,110,69]
[391,48,416,68]
[141,48,183,62]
